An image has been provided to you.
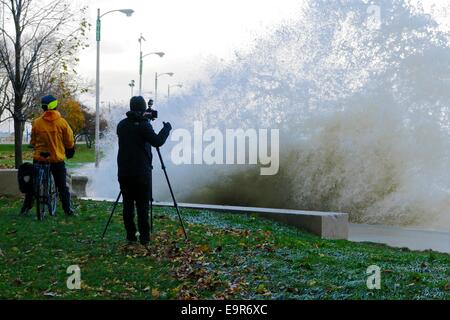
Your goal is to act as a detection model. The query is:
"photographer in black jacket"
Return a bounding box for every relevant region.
[117,96,172,246]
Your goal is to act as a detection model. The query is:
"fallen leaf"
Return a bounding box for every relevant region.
[176,228,185,237]
[199,244,210,254]
[43,292,61,298]
[172,286,182,294]
[256,283,268,294]
[308,280,317,287]
[151,288,160,299]
[326,285,343,292]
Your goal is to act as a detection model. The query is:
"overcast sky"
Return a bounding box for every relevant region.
[1,0,449,132]
[74,0,304,107]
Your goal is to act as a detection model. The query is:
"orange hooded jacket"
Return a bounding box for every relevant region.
[30,110,75,163]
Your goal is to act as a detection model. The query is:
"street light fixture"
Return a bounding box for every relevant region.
[144,52,165,58]
[118,9,134,16]
[138,34,165,96]
[168,84,183,101]
[154,72,174,105]
[129,80,135,97]
[95,8,134,168]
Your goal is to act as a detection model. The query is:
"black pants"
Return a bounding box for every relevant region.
[23,161,72,213]
[118,175,152,244]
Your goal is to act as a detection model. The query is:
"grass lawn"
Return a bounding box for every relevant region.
[0,196,448,300]
[0,144,94,169]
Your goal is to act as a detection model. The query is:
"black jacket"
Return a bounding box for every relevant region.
[117,111,170,178]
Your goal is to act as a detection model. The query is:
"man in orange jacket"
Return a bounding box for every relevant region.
[21,95,76,216]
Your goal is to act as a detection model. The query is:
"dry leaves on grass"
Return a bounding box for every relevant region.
[115,226,261,299]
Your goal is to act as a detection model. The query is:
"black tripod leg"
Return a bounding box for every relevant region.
[172,201,187,240]
[150,197,154,234]
[150,168,154,234]
[156,147,188,240]
[101,191,122,239]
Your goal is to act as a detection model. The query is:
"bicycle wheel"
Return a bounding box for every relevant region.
[35,170,46,221]
[48,173,58,216]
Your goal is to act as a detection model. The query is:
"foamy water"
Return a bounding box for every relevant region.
[80,0,450,230]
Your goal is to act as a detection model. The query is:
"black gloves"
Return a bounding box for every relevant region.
[65,147,76,159]
[163,122,172,131]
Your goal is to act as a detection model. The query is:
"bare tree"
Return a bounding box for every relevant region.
[0,76,11,122]
[0,0,88,168]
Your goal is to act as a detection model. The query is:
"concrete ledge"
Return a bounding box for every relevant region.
[0,169,82,198]
[0,169,21,196]
[82,196,349,240]
[71,176,88,198]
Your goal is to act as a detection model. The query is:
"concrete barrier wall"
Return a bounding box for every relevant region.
[157,202,349,240]
[71,176,88,198]
[0,169,85,198]
[0,169,21,196]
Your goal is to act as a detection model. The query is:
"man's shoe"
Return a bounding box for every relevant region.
[140,239,151,251]
[141,242,151,253]
[65,208,75,216]
[127,234,138,245]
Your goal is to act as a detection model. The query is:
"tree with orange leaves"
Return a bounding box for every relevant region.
[58,98,85,136]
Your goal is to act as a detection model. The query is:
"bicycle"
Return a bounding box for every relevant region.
[33,152,58,221]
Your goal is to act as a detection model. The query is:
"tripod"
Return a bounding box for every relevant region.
[101,147,188,240]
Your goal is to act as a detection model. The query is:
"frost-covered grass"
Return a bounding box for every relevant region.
[0,196,448,300]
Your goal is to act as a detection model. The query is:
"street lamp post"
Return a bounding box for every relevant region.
[154,72,174,105]
[138,34,164,96]
[168,84,183,101]
[95,8,134,168]
[129,80,135,97]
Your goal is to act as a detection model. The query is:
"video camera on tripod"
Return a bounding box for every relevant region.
[144,99,158,121]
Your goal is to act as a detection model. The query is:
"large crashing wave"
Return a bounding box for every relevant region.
[88,0,450,229]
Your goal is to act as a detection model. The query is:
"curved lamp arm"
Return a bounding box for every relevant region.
[143,52,165,59]
[157,72,174,79]
[101,9,134,18]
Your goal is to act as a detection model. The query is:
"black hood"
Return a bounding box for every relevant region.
[130,96,147,112]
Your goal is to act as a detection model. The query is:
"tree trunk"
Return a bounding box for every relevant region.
[14,118,24,169]
[13,1,23,169]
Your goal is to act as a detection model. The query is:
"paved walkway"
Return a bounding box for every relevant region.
[349,223,450,254]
